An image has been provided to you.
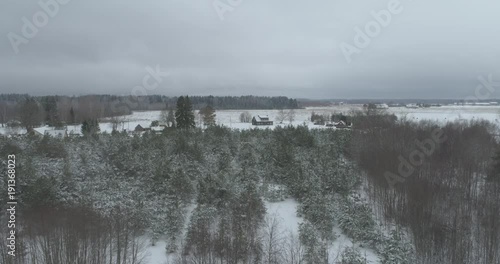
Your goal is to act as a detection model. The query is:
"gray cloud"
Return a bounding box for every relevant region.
[1,0,499,99]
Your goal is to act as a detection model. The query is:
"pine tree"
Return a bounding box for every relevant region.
[81,119,100,138]
[379,230,415,264]
[299,221,329,264]
[165,195,184,253]
[19,98,43,129]
[43,96,62,127]
[175,96,195,129]
[69,107,75,124]
[340,246,367,264]
[199,105,216,127]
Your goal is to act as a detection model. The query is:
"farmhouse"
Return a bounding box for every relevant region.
[27,127,44,137]
[252,115,273,126]
[134,124,145,132]
[335,120,352,129]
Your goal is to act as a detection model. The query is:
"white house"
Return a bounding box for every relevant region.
[44,129,68,138]
[150,126,165,134]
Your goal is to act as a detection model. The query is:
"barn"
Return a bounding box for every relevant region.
[252,115,274,126]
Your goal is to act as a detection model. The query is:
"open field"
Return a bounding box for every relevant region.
[110,105,500,132]
[2,105,500,136]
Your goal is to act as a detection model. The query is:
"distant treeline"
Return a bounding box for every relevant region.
[299,98,500,107]
[0,94,299,127]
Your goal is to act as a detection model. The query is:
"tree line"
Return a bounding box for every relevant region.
[349,110,500,264]
[0,94,299,129]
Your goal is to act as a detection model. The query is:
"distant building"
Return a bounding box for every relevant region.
[68,129,82,137]
[28,127,44,137]
[157,121,168,127]
[134,124,145,132]
[406,103,419,109]
[364,103,389,109]
[44,129,68,138]
[252,115,273,126]
[150,126,165,134]
[335,120,352,129]
[375,104,389,109]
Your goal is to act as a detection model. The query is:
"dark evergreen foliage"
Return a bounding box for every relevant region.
[81,119,100,137]
[175,96,195,129]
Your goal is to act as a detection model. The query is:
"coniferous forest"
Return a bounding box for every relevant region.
[1,110,499,263]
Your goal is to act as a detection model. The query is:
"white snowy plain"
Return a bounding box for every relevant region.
[94,105,500,133]
[2,105,500,136]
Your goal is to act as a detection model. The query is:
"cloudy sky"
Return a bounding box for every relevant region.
[1,0,499,99]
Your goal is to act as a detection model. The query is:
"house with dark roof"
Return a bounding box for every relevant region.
[335,120,352,129]
[252,115,273,126]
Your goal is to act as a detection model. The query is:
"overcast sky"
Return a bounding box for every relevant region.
[1,0,499,99]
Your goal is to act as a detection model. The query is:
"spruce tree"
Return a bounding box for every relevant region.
[69,107,75,124]
[81,119,100,138]
[175,96,195,129]
[199,105,216,127]
[43,96,62,127]
[19,98,43,129]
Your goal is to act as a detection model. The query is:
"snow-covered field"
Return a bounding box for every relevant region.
[389,105,500,123]
[111,105,500,132]
[2,105,500,136]
[97,105,500,132]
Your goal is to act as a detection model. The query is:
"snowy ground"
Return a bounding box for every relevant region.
[388,105,500,124]
[264,199,379,263]
[144,198,379,264]
[1,105,500,136]
[265,199,302,235]
[94,105,500,132]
